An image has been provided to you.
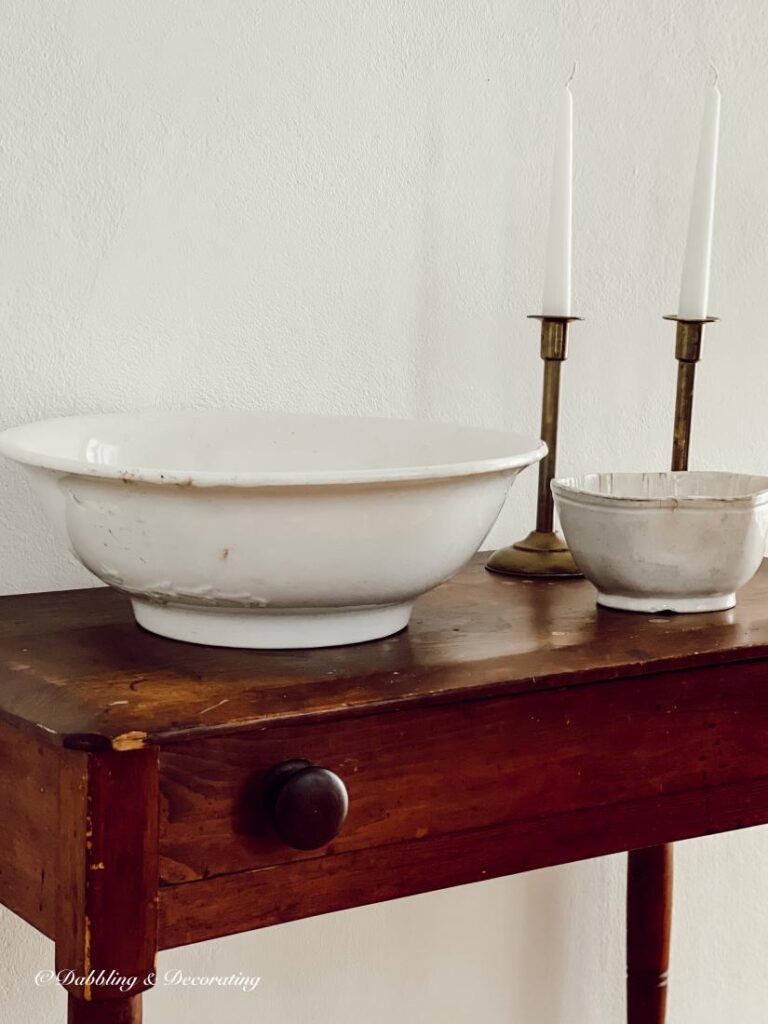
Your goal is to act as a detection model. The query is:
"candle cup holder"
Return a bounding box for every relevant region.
[663,314,718,472]
[487,314,583,578]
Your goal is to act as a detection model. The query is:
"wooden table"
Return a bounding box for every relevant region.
[3,553,768,1023]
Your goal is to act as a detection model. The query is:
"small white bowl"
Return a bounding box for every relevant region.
[552,471,768,613]
[0,410,545,648]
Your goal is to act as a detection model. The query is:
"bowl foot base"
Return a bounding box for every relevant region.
[132,599,413,649]
[597,592,736,614]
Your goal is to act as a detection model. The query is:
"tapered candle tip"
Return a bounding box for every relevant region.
[709,60,720,88]
[565,61,577,87]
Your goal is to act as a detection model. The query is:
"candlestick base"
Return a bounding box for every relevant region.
[486,529,582,578]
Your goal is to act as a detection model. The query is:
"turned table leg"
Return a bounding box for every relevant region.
[67,995,142,1023]
[627,844,673,1024]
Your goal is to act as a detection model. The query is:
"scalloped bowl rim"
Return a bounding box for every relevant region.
[552,470,768,510]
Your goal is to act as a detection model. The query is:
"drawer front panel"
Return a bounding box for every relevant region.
[160,773,768,949]
[159,660,768,885]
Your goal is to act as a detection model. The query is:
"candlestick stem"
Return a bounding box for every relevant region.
[486,315,582,578]
[535,322,566,532]
[664,315,717,472]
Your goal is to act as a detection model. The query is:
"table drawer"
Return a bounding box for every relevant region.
[159,662,768,886]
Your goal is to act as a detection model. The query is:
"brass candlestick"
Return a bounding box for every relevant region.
[664,314,718,471]
[487,314,582,577]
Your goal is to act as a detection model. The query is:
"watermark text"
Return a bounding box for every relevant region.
[35,969,261,994]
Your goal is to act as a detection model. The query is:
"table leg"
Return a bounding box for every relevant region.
[67,995,142,1023]
[627,844,673,1024]
[56,749,158,1024]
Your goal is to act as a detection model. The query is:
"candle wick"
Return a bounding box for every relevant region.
[709,60,720,87]
[565,61,577,87]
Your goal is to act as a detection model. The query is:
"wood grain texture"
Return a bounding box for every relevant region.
[0,715,59,937]
[159,769,768,949]
[0,555,768,749]
[3,555,768,1022]
[627,845,673,1024]
[159,658,768,885]
[56,748,159,1002]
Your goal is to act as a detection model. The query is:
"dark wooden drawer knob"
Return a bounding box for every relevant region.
[262,759,349,850]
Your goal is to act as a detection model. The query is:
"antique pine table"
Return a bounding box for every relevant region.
[2,553,768,1023]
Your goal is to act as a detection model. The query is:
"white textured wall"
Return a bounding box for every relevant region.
[2,1,768,1021]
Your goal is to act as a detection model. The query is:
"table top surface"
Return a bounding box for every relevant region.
[2,554,768,751]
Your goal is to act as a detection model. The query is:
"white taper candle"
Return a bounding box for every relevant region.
[678,80,721,320]
[541,80,573,317]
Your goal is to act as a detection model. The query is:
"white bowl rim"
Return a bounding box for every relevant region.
[0,410,547,488]
[552,470,768,509]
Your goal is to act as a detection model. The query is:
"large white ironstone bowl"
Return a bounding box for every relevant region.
[552,471,768,613]
[0,410,545,648]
